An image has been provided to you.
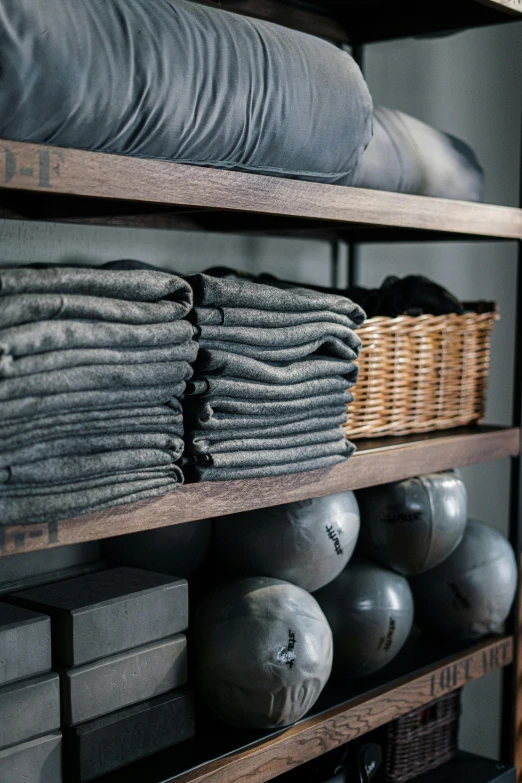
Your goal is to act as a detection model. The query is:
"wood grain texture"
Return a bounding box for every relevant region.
[0,426,518,557]
[0,140,521,239]
[170,636,513,783]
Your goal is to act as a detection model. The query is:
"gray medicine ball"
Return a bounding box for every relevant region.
[215,491,360,592]
[357,471,467,575]
[410,518,517,639]
[101,519,212,577]
[315,559,414,677]
[193,576,333,728]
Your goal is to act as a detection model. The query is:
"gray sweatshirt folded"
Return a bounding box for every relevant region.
[0,320,194,357]
[186,426,346,454]
[0,267,192,307]
[192,306,353,328]
[0,362,193,401]
[197,337,357,362]
[186,274,365,324]
[0,342,198,378]
[187,411,348,441]
[0,293,191,329]
[184,452,352,482]
[187,373,357,401]
[186,437,349,469]
[195,350,356,384]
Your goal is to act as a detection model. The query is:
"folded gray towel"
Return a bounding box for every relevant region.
[187,411,348,441]
[195,350,356,384]
[186,274,365,325]
[186,437,350,469]
[0,293,191,329]
[0,362,193,402]
[187,373,357,401]
[0,320,194,357]
[0,384,185,422]
[197,337,357,362]
[1,432,184,466]
[0,267,192,307]
[186,426,346,454]
[0,342,198,378]
[192,306,355,328]
[184,452,352,482]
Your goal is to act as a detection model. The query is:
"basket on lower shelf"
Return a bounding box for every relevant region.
[344,302,498,439]
[380,690,461,783]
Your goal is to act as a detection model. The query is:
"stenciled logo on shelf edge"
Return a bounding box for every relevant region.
[3,146,63,188]
[429,639,511,697]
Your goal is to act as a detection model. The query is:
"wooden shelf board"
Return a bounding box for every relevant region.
[1,139,521,240]
[1,426,518,557]
[95,634,513,783]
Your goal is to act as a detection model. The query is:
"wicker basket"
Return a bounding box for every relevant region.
[381,690,461,783]
[344,302,498,439]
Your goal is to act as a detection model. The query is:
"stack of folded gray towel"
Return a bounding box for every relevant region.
[182,272,366,482]
[0,266,197,525]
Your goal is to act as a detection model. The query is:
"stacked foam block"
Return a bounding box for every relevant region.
[0,602,61,782]
[6,567,194,781]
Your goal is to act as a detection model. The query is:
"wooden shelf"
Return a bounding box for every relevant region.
[1,426,518,558]
[94,634,513,783]
[1,139,521,241]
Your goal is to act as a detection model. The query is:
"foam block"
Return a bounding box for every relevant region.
[0,733,62,783]
[61,634,187,725]
[7,566,188,665]
[0,672,60,751]
[0,542,100,584]
[0,560,106,597]
[0,601,51,685]
[66,688,195,781]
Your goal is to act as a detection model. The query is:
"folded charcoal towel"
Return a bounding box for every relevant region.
[184,452,352,482]
[185,437,350,470]
[191,306,353,328]
[0,342,198,378]
[187,411,348,442]
[0,293,192,329]
[0,362,193,402]
[0,319,193,357]
[0,267,192,307]
[186,274,366,325]
[186,373,358,401]
[1,432,184,466]
[195,350,356,385]
[197,337,357,362]
[186,426,346,455]
[0,384,186,422]
[0,474,181,525]
[193,322,361,358]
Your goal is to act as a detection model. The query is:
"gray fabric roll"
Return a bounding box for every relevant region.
[0,267,192,306]
[192,306,352,328]
[0,362,192,401]
[186,391,353,425]
[0,293,191,329]
[187,373,357,401]
[187,437,349,469]
[186,451,352,481]
[194,322,361,358]
[198,337,357,362]
[0,384,185,421]
[187,275,366,323]
[0,320,193,357]
[195,350,356,384]
[1,432,184,466]
[0,342,198,378]
[0,0,372,182]
[343,107,484,202]
[0,448,179,486]
[187,426,346,454]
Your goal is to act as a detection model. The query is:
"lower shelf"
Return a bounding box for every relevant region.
[0,426,518,558]
[94,634,512,783]
[401,751,515,783]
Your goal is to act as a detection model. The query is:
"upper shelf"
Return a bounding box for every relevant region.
[0,426,518,558]
[191,0,522,44]
[1,139,521,241]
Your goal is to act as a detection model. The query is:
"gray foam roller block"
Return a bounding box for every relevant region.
[0,602,51,685]
[0,672,60,751]
[66,688,195,781]
[0,560,106,597]
[7,566,188,666]
[0,733,62,783]
[61,634,187,725]
[0,542,100,585]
